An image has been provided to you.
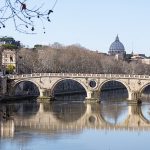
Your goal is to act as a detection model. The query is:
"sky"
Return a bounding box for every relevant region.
[1,0,150,56]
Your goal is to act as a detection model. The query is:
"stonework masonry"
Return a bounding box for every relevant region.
[5,73,150,103]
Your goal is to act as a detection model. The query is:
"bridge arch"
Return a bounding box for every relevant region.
[51,78,88,97]
[98,79,130,101]
[139,82,150,98]
[11,80,40,97]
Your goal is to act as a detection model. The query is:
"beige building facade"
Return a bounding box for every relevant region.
[2,49,17,68]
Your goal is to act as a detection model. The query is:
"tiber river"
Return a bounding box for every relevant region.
[1,81,150,150]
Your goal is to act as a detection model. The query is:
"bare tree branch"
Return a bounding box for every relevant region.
[0,0,58,34]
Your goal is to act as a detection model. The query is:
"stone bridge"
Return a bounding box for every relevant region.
[5,73,150,103]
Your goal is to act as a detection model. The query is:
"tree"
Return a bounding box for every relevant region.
[18,43,150,75]
[0,36,21,49]
[0,0,58,34]
[6,64,15,74]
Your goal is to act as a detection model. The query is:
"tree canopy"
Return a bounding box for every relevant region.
[18,43,150,75]
[0,36,21,49]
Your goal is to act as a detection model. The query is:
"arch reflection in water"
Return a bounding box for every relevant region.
[48,102,87,123]
[2,101,150,139]
[100,81,128,102]
[0,102,40,119]
[52,79,87,101]
[140,102,150,122]
[100,102,128,125]
[14,102,40,118]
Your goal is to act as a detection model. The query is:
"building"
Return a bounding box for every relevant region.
[0,37,20,74]
[0,48,18,74]
[130,54,145,61]
[2,49,17,68]
[108,35,126,59]
[141,58,150,65]
[130,53,150,65]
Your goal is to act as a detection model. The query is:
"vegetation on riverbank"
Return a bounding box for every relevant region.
[18,43,150,75]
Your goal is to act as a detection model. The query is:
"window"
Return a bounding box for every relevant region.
[10,56,13,62]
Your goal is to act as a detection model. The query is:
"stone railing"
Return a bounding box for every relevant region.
[7,73,150,80]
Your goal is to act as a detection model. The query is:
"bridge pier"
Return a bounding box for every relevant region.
[128,104,140,116]
[39,103,44,113]
[39,89,45,98]
[123,104,142,127]
[39,89,54,101]
[85,90,100,103]
[128,91,141,104]
[0,77,7,95]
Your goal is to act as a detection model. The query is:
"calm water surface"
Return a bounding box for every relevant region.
[0,97,150,150]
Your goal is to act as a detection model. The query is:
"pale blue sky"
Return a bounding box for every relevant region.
[1,0,150,56]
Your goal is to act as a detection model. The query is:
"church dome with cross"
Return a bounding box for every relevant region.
[108,35,126,55]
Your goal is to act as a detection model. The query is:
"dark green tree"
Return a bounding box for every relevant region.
[0,36,21,49]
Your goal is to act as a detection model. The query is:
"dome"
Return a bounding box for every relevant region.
[109,35,125,54]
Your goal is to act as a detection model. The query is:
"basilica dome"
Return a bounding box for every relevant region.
[109,35,125,55]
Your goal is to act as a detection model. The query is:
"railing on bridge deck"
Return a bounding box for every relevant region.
[7,73,150,80]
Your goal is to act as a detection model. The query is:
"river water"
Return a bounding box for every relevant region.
[0,91,150,150]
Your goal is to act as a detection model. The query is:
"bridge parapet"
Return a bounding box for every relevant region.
[8,73,150,80]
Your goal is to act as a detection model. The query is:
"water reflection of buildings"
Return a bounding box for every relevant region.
[0,120,14,138]
[1,101,150,138]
